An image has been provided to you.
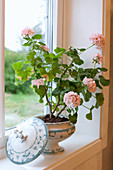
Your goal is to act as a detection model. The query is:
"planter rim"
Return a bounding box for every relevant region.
[36,115,70,125]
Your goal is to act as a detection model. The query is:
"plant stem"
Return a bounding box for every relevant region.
[58,59,62,64]
[52,96,60,115]
[82,104,90,110]
[94,62,96,69]
[92,94,96,98]
[45,93,52,118]
[78,44,95,55]
[44,83,52,118]
[56,105,67,117]
[86,44,95,50]
[52,80,61,115]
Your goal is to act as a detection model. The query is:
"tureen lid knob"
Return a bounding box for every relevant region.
[14,129,28,143]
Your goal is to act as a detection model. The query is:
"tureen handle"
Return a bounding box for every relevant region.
[14,129,28,143]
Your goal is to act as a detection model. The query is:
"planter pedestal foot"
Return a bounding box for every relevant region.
[43,142,64,154]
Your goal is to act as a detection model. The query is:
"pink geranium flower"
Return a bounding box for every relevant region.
[40,45,49,52]
[89,33,105,49]
[83,77,97,93]
[92,53,103,64]
[64,91,80,108]
[21,28,35,36]
[31,79,44,88]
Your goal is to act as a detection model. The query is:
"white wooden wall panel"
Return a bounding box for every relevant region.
[63,0,102,137]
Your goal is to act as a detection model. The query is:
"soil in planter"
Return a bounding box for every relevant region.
[40,114,69,123]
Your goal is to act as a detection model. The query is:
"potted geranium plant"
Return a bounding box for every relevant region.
[13,28,110,154]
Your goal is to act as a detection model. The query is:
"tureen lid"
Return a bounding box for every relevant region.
[6,117,48,164]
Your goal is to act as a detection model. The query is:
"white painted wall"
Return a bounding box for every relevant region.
[63,0,103,137]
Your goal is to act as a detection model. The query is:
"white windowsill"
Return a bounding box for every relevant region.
[0,133,99,170]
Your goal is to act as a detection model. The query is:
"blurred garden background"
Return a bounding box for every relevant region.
[5,47,44,128]
[5,0,48,128]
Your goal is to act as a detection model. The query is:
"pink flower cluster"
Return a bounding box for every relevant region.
[92,53,103,64]
[31,79,44,88]
[83,77,97,93]
[40,45,49,52]
[21,28,35,36]
[89,33,105,49]
[64,91,80,108]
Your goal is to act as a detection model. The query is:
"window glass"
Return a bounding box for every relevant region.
[5,0,48,128]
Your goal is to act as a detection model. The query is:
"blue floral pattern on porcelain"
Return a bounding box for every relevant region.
[6,118,48,164]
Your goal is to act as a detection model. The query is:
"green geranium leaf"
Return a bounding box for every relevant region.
[34,85,46,96]
[28,51,36,57]
[36,57,43,63]
[23,37,30,41]
[23,42,32,46]
[25,67,33,75]
[27,51,36,61]
[33,44,40,50]
[83,90,92,102]
[86,112,92,120]
[75,106,78,112]
[39,85,46,96]
[62,64,68,68]
[80,98,83,105]
[54,77,60,82]
[48,70,55,81]
[52,87,62,96]
[69,70,78,78]
[13,61,23,71]
[62,74,69,78]
[84,68,99,78]
[65,47,78,58]
[73,57,84,65]
[40,68,47,75]
[56,107,60,112]
[86,106,94,120]
[52,63,60,74]
[56,51,64,58]
[78,48,86,52]
[76,86,83,93]
[49,53,56,58]
[38,42,46,46]
[99,75,110,86]
[45,57,54,63]
[32,34,42,39]
[95,93,104,108]
[97,67,108,72]
[95,79,103,89]
[39,96,44,103]
[68,112,78,124]
[54,47,66,54]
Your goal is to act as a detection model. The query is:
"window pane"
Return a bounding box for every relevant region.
[5,0,48,128]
